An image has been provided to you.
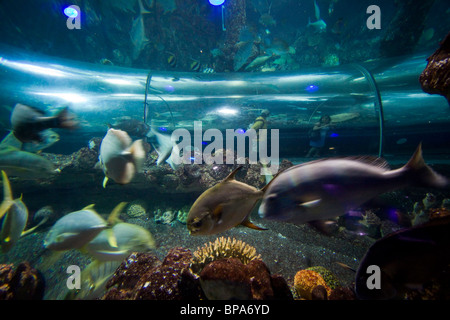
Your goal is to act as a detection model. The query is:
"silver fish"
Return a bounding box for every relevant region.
[65,260,121,300]
[85,222,156,261]
[44,202,125,251]
[187,166,268,236]
[0,146,57,179]
[259,144,448,227]
[97,128,146,188]
[0,171,29,252]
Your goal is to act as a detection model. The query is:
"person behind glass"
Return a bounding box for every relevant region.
[306,115,332,158]
[250,109,270,151]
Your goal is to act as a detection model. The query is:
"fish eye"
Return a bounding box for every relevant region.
[192,220,203,228]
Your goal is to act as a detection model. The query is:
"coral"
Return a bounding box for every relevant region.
[322,53,340,67]
[307,266,341,290]
[420,32,450,105]
[126,200,147,218]
[429,208,450,220]
[328,286,356,300]
[0,262,45,300]
[103,248,203,300]
[294,269,330,300]
[199,257,292,300]
[294,266,340,300]
[154,209,176,224]
[191,237,261,275]
[176,210,188,224]
[422,193,437,210]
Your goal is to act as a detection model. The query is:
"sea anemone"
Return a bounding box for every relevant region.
[190,237,261,274]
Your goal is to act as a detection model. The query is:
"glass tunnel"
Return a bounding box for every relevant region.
[0,43,448,163]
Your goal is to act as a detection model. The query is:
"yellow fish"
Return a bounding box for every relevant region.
[187,166,270,236]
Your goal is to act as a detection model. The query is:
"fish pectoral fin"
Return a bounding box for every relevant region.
[102,176,109,188]
[21,216,49,237]
[299,199,322,208]
[308,219,337,235]
[106,229,118,248]
[240,218,267,231]
[211,205,224,223]
[55,232,78,243]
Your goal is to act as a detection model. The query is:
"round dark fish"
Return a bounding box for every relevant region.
[109,118,150,138]
[355,216,450,299]
[10,104,78,143]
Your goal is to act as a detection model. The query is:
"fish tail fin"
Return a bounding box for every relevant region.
[129,139,146,172]
[0,171,14,220]
[57,107,79,130]
[151,129,174,166]
[404,143,448,188]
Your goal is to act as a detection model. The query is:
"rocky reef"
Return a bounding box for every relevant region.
[0,262,45,300]
[420,32,450,106]
[102,239,293,300]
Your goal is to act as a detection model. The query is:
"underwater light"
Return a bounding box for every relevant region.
[330,132,339,137]
[64,6,79,18]
[209,0,225,6]
[236,128,246,134]
[305,84,319,93]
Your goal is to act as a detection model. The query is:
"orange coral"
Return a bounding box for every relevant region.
[294,270,332,300]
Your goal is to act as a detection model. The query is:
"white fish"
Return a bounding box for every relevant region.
[147,128,180,170]
[259,144,448,228]
[97,129,145,188]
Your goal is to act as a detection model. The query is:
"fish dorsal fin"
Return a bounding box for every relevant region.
[404,143,424,170]
[0,171,14,220]
[260,166,287,193]
[223,166,243,182]
[107,202,127,226]
[284,155,390,174]
[82,204,96,210]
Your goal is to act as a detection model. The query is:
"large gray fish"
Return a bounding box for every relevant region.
[355,215,450,300]
[187,166,268,236]
[10,104,78,143]
[0,146,57,179]
[97,128,146,188]
[259,144,448,227]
